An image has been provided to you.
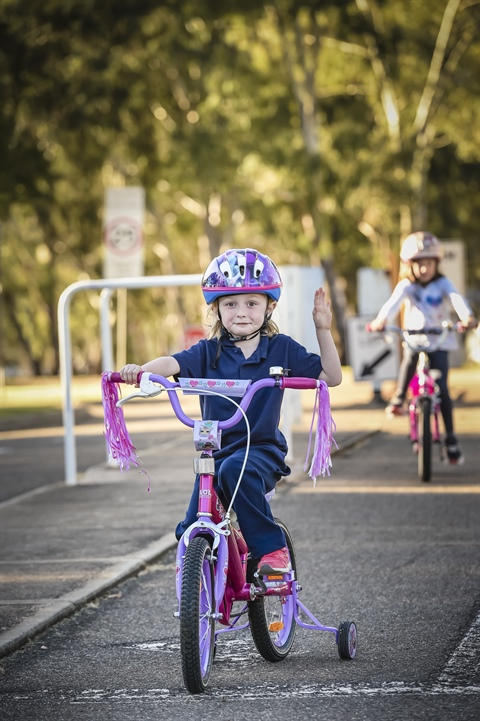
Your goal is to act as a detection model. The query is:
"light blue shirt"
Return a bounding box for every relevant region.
[376,275,473,350]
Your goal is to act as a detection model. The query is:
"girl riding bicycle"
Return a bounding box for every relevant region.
[120,248,341,575]
[369,232,477,464]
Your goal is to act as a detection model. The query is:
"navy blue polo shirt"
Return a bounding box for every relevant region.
[172,334,322,468]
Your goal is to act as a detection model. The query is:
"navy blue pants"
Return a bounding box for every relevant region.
[175,447,287,559]
[392,348,455,441]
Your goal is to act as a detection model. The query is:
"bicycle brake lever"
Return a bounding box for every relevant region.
[116,373,164,407]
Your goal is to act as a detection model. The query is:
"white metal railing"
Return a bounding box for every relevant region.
[58,274,202,485]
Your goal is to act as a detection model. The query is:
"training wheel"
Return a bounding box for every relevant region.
[337,621,357,660]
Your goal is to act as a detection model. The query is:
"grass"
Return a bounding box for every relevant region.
[0,375,103,417]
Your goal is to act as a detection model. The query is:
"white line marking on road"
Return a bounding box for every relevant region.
[3,588,479,703]
[61,681,480,701]
[68,610,480,700]
[3,681,480,704]
[437,610,480,687]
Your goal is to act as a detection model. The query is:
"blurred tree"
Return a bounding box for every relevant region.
[336,0,480,275]
[0,0,479,374]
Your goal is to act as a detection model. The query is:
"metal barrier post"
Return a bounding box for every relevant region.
[58,274,202,485]
[100,288,115,372]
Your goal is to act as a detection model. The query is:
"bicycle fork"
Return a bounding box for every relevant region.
[408,354,442,447]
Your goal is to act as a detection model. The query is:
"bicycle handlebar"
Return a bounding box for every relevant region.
[366,321,460,351]
[107,371,322,430]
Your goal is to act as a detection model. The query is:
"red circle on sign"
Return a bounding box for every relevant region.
[104,217,143,255]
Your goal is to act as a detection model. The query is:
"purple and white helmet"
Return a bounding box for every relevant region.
[201,248,282,304]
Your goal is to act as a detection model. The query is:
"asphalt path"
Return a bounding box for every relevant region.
[1,426,479,720]
[0,401,181,503]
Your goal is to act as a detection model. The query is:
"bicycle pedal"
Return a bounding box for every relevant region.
[264,577,288,589]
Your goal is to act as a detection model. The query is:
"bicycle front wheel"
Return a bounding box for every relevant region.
[417,397,432,482]
[248,519,297,661]
[180,536,215,693]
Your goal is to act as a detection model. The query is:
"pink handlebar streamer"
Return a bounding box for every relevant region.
[303,380,338,484]
[101,372,141,472]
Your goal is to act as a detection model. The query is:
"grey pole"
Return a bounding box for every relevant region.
[58,275,202,486]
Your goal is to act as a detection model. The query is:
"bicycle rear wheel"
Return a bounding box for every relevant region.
[180,536,215,693]
[417,397,432,482]
[248,519,297,661]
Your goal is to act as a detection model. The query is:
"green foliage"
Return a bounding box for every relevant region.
[1,0,479,373]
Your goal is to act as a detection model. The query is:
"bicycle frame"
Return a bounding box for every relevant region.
[408,349,442,447]
[174,464,251,629]
[380,323,456,480]
[159,371,338,632]
[175,454,339,637]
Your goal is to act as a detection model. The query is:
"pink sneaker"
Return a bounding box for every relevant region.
[386,402,405,417]
[257,546,291,575]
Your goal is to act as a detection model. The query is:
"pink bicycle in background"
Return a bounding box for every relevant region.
[102,367,357,694]
[371,322,458,482]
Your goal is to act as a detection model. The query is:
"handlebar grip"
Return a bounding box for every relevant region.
[108,371,143,383]
[281,377,319,390]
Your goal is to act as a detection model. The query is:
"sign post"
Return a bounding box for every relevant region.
[103,187,145,368]
[103,187,145,279]
[353,267,397,402]
[440,240,466,367]
[275,266,326,461]
[346,316,400,385]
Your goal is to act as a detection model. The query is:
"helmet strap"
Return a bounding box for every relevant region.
[212,311,271,369]
[224,327,262,343]
[217,309,272,342]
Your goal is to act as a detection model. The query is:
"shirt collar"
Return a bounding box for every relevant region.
[243,334,269,364]
[218,333,270,361]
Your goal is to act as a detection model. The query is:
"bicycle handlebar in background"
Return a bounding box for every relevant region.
[365,321,458,335]
[365,321,461,352]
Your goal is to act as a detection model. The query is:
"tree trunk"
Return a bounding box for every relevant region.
[2,288,37,375]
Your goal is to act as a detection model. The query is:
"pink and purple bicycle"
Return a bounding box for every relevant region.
[102,367,357,694]
[375,322,458,482]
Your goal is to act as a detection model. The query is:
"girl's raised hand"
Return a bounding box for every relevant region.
[312,288,332,330]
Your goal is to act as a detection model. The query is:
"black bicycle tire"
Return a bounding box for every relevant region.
[248,518,297,661]
[180,536,215,693]
[418,396,432,482]
[337,620,358,660]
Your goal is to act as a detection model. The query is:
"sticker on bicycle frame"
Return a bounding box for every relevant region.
[193,420,222,451]
[178,377,251,396]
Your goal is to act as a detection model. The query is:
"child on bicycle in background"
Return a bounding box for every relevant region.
[369,231,477,464]
[120,248,341,575]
